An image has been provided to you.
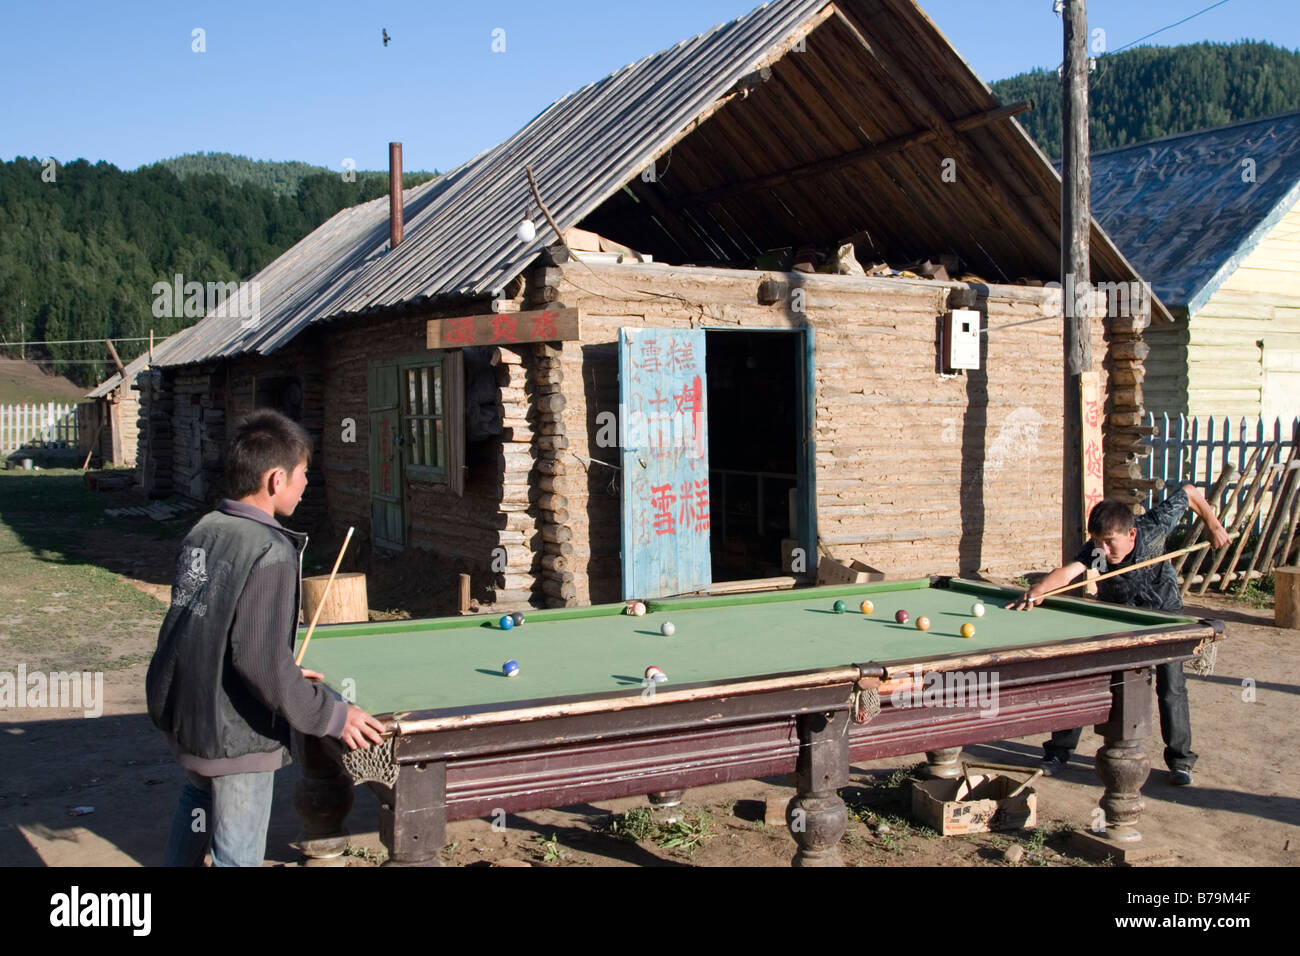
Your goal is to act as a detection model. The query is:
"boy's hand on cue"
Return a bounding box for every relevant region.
[1208,524,1231,549]
[300,667,324,681]
[340,706,387,750]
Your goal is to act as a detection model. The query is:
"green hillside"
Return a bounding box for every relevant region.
[992,40,1300,156]
[153,151,436,198]
[0,157,437,386]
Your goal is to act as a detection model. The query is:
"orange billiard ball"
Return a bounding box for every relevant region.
[860,599,874,614]
[915,616,930,631]
[960,622,976,639]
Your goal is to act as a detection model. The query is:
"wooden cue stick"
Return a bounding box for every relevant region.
[294,526,355,667]
[1034,541,1217,601]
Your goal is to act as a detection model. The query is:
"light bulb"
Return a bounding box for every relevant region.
[516,219,536,243]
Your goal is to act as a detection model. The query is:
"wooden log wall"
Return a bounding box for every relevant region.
[1104,308,1156,508]
[322,307,515,604]
[544,261,1120,604]
[134,368,175,497]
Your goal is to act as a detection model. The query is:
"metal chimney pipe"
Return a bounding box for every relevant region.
[389,142,404,249]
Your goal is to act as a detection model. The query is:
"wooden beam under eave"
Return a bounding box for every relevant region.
[670,101,1032,209]
[820,3,1060,271]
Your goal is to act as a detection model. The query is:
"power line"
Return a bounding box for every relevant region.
[2,337,153,346]
[1111,0,1234,55]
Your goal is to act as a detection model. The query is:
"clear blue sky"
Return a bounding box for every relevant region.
[3,0,1294,173]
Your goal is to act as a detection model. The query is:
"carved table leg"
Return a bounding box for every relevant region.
[376,760,447,867]
[292,731,354,864]
[788,711,850,867]
[1092,668,1153,844]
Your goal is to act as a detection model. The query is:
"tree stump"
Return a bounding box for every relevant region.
[1276,567,1300,630]
[301,572,368,625]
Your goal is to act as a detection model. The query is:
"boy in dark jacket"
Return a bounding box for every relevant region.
[1008,486,1229,786]
[147,409,384,866]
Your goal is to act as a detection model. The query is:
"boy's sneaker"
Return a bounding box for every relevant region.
[1169,769,1193,786]
[1040,755,1068,777]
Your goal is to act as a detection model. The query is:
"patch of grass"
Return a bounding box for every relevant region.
[1012,575,1030,588]
[603,807,657,842]
[533,833,564,863]
[1239,573,1274,608]
[342,844,387,865]
[655,810,714,859]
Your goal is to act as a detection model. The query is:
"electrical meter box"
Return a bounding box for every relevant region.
[943,309,981,371]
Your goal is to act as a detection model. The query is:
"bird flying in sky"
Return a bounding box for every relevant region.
[382,28,391,47]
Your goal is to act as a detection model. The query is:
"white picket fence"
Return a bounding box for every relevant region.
[1143,413,1299,518]
[0,402,80,454]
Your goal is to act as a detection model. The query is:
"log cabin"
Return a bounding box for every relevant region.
[135,0,1168,610]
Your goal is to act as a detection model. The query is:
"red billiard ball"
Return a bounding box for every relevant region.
[895,610,909,624]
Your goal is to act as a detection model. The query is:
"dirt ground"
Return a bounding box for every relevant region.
[1,477,1297,867]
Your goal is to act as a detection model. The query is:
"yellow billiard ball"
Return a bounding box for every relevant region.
[860,599,874,614]
[961,622,976,639]
[915,616,930,631]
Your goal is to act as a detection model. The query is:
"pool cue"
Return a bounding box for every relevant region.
[1033,540,1220,601]
[294,526,355,667]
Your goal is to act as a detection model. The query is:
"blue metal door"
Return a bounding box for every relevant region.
[619,327,712,599]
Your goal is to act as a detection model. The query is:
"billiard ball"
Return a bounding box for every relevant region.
[860,599,874,614]
[633,602,647,616]
[625,603,637,615]
[661,621,676,637]
[503,660,520,677]
[499,615,515,630]
[895,610,910,624]
[645,665,667,683]
[833,600,847,614]
[960,623,976,639]
[915,616,930,631]
[971,603,986,618]
[511,611,525,627]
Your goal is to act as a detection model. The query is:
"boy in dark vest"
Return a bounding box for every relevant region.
[1008,486,1229,785]
[148,409,384,865]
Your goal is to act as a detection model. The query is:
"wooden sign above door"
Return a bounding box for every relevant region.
[427,307,581,350]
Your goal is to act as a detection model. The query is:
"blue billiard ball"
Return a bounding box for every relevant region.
[500,615,514,630]
[503,660,520,677]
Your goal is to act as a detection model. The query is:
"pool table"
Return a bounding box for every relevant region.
[290,577,1222,866]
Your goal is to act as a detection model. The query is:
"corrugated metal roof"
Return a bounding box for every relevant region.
[1089,109,1300,316]
[154,0,1165,369]
[154,0,826,368]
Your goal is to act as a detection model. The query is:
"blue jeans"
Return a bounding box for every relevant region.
[162,769,277,867]
[1044,661,1197,772]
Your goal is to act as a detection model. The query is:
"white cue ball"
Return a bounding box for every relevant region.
[661,621,675,637]
[972,602,986,617]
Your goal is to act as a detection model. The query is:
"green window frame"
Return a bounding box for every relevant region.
[395,351,464,493]
[400,358,445,478]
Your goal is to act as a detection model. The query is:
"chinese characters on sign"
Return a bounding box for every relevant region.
[622,330,711,555]
[1080,372,1104,523]
[427,307,580,349]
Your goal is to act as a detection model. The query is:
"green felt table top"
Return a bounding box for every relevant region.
[296,578,1200,717]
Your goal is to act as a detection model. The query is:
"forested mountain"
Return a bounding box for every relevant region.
[0,157,435,385]
[152,152,432,198]
[992,40,1300,156]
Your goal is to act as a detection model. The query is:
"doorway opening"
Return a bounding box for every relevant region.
[705,329,804,583]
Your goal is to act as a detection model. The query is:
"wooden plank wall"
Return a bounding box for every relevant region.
[545,261,1111,604]
[1186,202,1300,420]
[322,308,511,597]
